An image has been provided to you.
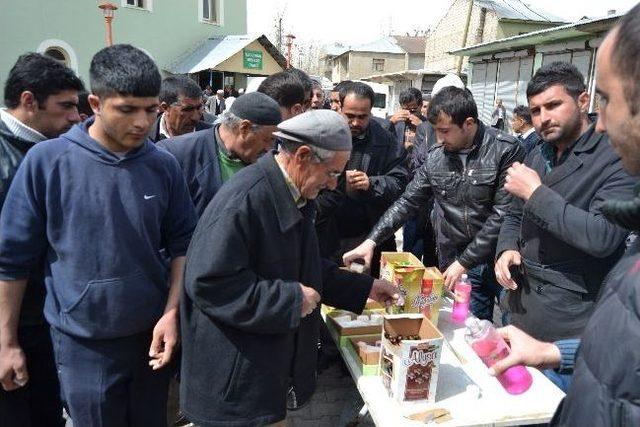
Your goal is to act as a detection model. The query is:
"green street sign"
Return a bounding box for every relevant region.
[243,49,263,70]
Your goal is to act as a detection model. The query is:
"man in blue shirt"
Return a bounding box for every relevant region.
[0,45,196,426]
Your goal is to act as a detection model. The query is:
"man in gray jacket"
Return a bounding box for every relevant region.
[489,8,640,424]
[495,62,636,343]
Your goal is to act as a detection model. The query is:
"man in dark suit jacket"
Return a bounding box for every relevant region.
[512,105,541,154]
[157,92,281,217]
[147,76,212,142]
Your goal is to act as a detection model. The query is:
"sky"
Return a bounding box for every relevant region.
[246,0,639,47]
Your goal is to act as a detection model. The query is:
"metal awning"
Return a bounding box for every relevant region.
[360,69,451,84]
[165,34,286,74]
[449,13,622,57]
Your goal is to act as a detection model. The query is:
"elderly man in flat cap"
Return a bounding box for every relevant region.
[180,110,400,426]
[158,91,282,217]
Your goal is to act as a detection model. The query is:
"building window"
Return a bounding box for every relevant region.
[121,0,152,11]
[373,58,385,72]
[201,0,221,24]
[44,47,68,65]
[37,39,79,73]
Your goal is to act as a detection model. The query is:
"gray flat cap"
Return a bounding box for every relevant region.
[229,91,281,125]
[273,110,352,151]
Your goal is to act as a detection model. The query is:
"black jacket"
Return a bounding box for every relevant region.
[157,126,224,217]
[180,152,372,426]
[315,119,409,255]
[521,130,541,154]
[550,191,640,426]
[410,121,436,175]
[0,119,35,209]
[497,124,637,342]
[0,118,45,328]
[147,114,212,143]
[368,122,524,269]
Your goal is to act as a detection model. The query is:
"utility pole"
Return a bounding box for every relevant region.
[457,0,475,75]
[276,17,283,52]
[285,33,296,69]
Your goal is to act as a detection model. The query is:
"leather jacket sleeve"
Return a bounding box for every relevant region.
[458,142,525,268]
[367,162,433,244]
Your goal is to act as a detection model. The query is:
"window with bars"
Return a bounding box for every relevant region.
[202,0,220,24]
[373,58,385,72]
[123,0,151,10]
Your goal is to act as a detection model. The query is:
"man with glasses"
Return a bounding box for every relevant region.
[179,109,400,426]
[148,76,212,143]
[158,92,281,217]
[390,87,426,153]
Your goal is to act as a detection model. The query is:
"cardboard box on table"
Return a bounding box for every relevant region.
[380,314,443,405]
[380,253,443,326]
[347,336,382,376]
[324,309,384,346]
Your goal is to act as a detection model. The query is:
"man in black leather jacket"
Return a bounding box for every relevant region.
[0,53,83,427]
[345,86,524,321]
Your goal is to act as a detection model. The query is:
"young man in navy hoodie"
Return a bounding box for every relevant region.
[0,45,197,426]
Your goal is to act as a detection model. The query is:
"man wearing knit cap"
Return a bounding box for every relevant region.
[158,91,281,217]
[180,110,400,426]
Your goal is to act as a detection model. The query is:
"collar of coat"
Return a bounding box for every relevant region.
[257,151,307,233]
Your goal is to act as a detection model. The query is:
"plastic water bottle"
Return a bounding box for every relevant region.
[465,317,533,395]
[451,274,472,323]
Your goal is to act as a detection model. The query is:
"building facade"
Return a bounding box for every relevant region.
[424,0,565,73]
[327,36,426,83]
[0,0,247,92]
[451,13,620,127]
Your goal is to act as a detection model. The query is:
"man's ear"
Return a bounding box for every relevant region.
[291,104,304,117]
[19,91,38,112]
[159,101,170,113]
[578,91,590,114]
[238,119,253,137]
[464,117,476,129]
[88,94,102,115]
[293,145,313,164]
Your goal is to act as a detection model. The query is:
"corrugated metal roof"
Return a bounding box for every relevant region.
[450,12,622,56]
[477,0,566,23]
[165,34,286,74]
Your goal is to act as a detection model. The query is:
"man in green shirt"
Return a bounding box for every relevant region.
[158,92,281,216]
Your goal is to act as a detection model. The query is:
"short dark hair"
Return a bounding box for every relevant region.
[89,44,161,99]
[159,76,202,105]
[339,81,375,108]
[612,4,640,115]
[427,86,478,127]
[257,71,306,108]
[399,87,422,106]
[77,91,93,117]
[311,79,323,91]
[422,93,432,102]
[284,68,313,101]
[333,80,352,94]
[3,53,84,109]
[512,105,532,124]
[526,61,586,100]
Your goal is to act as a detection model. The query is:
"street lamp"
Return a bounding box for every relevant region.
[98,1,118,47]
[285,33,296,69]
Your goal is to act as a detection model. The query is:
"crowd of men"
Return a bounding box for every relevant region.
[1,4,640,427]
